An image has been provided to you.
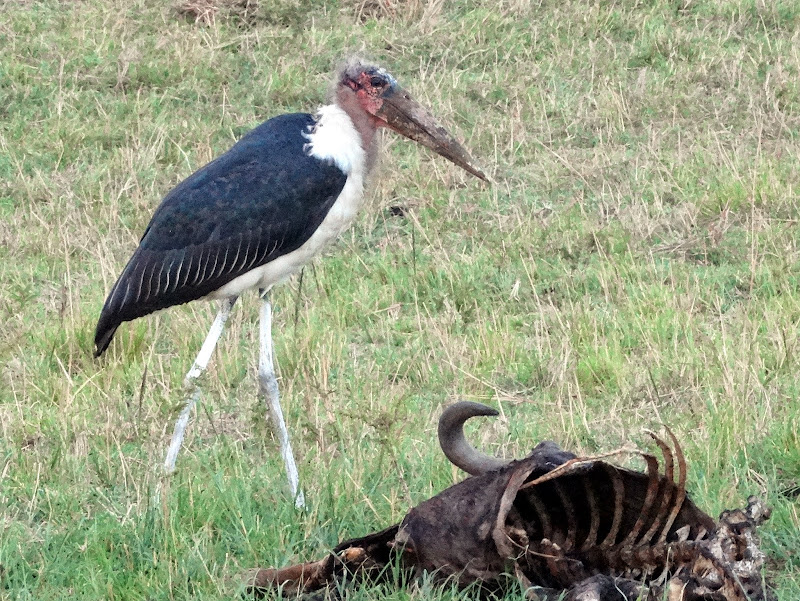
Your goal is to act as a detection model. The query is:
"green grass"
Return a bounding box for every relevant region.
[1,0,799,598]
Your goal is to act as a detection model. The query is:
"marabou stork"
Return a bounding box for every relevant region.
[94,58,486,505]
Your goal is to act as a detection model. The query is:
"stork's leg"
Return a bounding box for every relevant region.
[258,290,305,508]
[163,296,238,474]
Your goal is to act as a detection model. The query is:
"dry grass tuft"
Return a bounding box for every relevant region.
[174,0,259,25]
[342,0,445,30]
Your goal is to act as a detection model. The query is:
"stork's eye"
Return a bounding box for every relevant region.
[370,76,384,87]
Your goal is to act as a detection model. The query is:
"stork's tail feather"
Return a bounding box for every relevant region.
[95,283,123,356]
[93,246,217,357]
[94,320,119,357]
[94,275,127,357]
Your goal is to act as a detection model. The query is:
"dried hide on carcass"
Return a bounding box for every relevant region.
[242,401,773,601]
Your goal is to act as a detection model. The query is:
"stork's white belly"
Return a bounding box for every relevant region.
[209,103,368,300]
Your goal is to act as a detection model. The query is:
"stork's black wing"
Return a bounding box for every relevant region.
[95,113,348,356]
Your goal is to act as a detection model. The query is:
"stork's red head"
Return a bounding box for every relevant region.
[338,60,487,181]
[340,65,397,117]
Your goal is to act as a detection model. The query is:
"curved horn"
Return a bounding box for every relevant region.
[438,401,509,475]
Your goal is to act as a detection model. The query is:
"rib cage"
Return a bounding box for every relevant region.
[504,432,716,588]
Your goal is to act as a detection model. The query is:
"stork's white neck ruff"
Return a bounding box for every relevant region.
[209,105,369,299]
[304,104,368,175]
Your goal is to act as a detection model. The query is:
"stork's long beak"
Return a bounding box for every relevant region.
[376,86,487,181]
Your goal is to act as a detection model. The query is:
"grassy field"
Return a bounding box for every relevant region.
[1,0,799,598]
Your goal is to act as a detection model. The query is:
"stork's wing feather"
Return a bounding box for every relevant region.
[94,113,348,356]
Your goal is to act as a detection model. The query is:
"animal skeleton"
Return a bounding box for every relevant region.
[243,401,773,601]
